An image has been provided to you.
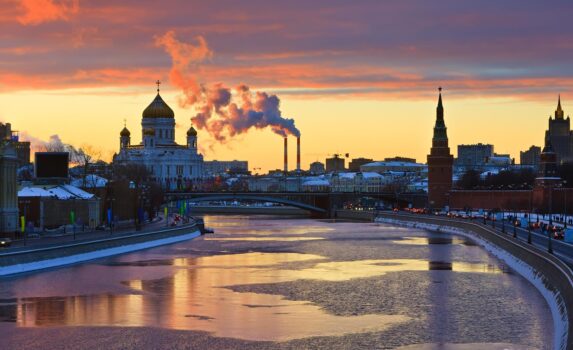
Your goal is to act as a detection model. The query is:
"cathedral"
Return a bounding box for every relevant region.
[114,83,204,190]
[545,96,573,164]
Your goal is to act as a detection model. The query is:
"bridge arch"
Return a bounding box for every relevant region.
[169,194,327,214]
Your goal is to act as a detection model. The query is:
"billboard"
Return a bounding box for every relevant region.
[35,152,69,178]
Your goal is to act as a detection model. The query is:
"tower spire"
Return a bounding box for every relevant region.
[555,94,564,119]
[156,80,161,94]
[433,87,447,141]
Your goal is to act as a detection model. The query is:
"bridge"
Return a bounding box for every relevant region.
[165,191,428,217]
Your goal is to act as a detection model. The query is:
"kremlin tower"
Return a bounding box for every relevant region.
[427,88,453,209]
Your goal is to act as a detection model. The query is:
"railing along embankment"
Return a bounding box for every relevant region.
[0,224,200,277]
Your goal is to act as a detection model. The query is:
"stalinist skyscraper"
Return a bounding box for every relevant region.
[545,95,573,164]
[427,88,453,209]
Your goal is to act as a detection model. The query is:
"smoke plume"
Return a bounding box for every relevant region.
[155,31,300,142]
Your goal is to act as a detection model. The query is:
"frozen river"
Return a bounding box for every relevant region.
[0,215,554,349]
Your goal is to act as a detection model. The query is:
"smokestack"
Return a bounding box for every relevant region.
[284,137,288,175]
[296,137,301,172]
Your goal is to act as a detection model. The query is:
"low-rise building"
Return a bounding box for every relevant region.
[204,160,249,176]
[348,158,373,172]
[309,161,325,175]
[18,184,101,230]
[325,155,345,173]
[520,145,541,168]
[384,156,416,163]
[456,143,494,169]
[360,161,426,174]
[329,172,387,193]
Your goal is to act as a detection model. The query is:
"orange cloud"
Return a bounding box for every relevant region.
[0,67,165,92]
[17,0,79,25]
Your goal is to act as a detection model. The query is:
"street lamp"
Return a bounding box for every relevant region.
[548,188,554,254]
[502,209,506,233]
[562,180,567,229]
[527,212,532,244]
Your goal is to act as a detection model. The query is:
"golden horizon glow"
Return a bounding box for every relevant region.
[0,87,553,172]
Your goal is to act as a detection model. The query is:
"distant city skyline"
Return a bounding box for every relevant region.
[1,0,572,172]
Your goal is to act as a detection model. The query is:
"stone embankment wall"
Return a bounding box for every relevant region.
[336,210,573,350]
[0,224,200,276]
[191,206,307,215]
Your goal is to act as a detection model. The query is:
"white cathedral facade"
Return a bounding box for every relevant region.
[114,87,204,190]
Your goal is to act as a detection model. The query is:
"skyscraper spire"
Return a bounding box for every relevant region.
[555,94,564,119]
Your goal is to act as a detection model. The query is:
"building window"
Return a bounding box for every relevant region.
[177,165,183,176]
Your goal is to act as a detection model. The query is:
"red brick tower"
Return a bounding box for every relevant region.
[427,88,454,209]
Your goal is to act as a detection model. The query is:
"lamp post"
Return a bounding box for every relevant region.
[562,180,567,229]
[512,201,517,238]
[71,198,76,241]
[548,188,554,254]
[528,191,532,244]
[527,212,532,244]
[502,209,506,233]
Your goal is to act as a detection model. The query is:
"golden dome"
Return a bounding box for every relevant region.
[143,128,155,136]
[187,126,197,136]
[120,127,130,137]
[142,93,174,119]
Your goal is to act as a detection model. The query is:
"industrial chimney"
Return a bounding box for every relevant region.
[284,137,288,175]
[296,137,301,172]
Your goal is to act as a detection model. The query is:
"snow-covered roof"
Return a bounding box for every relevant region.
[18,185,95,199]
[18,187,53,198]
[362,161,426,168]
[302,180,331,186]
[60,185,94,199]
[335,172,385,179]
[70,175,108,188]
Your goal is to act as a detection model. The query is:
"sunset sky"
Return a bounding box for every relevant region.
[1,0,572,172]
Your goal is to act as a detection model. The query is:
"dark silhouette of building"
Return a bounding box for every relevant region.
[535,139,560,188]
[427,88,453,209]
[456,143,493,169]
[384,156,416,163]
[0,122,30,167]
[348,157,373,172]
[520,145,541,168]
[309,161,325,174]
[325,155,345,173]
[545,96,573,164]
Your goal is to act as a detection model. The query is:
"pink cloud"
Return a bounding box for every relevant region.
[17,0,80,25]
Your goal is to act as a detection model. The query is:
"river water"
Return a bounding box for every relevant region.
[0,215,554,349]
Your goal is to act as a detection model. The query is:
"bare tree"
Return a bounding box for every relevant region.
[75,144,102,188]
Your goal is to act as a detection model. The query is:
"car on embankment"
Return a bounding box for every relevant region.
[0,238,12,248]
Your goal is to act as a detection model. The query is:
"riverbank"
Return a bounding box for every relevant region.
[0,224,201,277]
[336,210,573,350]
